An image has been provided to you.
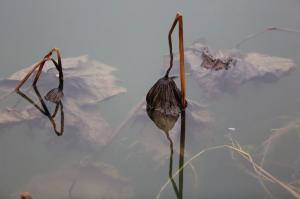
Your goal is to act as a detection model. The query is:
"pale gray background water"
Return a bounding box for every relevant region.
[0,0,300,198]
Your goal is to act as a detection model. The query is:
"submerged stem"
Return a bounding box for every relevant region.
[235,27,300,48]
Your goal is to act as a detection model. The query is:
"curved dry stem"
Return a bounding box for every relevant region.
[156,143,300,199]
[235,27,300,48]
[15,48,63,91]
[15,57,49,91]
[165,15,180,78]
[164,13,186,108]
[227,134,275,198]
[187,162,198,188]
[261,121,300,168]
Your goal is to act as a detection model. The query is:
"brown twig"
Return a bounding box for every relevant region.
[156,144,300,199]
[235,27,300,48]
[15,48,63,91]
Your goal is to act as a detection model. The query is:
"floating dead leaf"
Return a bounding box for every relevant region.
[0,55,126,148]
[164,41,296,98]
[163,27,299,99]
[0,55,126,105]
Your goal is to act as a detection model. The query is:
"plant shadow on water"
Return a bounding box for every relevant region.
[11,49,65,136]
[16,85,64,136]
[144,13,208,199]
[0,51,133,198]
[0,52,127,150]
[147,79,183,197]
[144,16,300,198]
[148,108,187,199]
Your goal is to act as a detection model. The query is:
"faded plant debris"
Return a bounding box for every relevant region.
[0,55,126,148]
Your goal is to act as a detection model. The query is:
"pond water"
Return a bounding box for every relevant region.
[1,0,300,198]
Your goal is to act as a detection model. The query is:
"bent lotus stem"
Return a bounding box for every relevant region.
[165,12,186,109]
[15,48,63,91]
[50,58,64,90]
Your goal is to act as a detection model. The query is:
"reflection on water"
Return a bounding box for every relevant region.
[178,111,186,199]
[16,48,65,136]
[163,111,186,199]
[13,48,65,136]
[146,92,186,198]
[146,12,188,197]
[16,85,64,136]
[0,55,127,150]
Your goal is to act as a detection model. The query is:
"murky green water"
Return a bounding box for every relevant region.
[1,0,300,198]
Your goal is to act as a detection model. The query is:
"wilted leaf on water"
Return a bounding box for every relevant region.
[0,95,112,149]
[0,55,126,104]
[0,106,40,126]
[114,98,213,162]
[13,162,133,199]
[0,56,126,148]
[163,41,296,98]
[0,80,19,100]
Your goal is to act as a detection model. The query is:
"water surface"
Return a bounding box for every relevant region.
[1,0,300,198]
